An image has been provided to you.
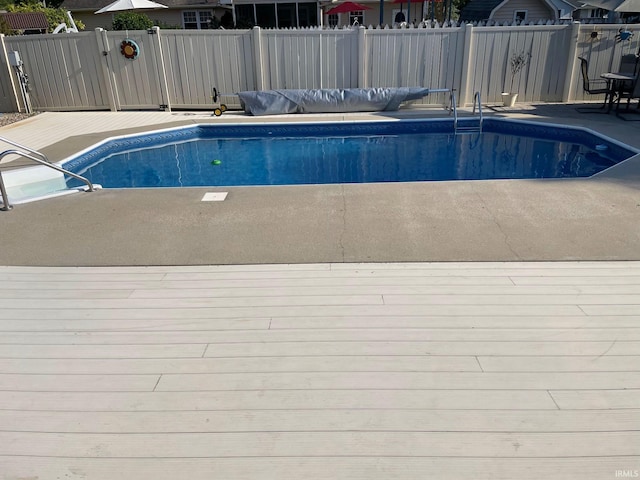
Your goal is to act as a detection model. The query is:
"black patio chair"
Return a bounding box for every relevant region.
[576,57,612,113]
[616,76,640,120]
[619,53,639,75]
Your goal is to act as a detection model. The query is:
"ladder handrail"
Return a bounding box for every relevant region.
[0,135,49,164]
[0,148,94,211]
[0,165,12,211]
[472,91,483,132]
[449,90,458,132]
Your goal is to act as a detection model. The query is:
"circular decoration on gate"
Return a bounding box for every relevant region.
[120,39,140,60]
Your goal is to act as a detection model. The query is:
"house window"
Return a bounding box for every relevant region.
[297,3,317,26]
[235,4,255,26]
[235,2,317,27]
[513,10,527,22]
[349,10,364,25]
[255,3,277,27]
[277,3,296,27]
[183,10,213,29]
[328,13,339,26]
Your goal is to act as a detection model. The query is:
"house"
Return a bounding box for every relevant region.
[61,0,439,30]
[0,12,49,34]
[459,0,578,22]
[574,0,640,22]
[60,0,233,30]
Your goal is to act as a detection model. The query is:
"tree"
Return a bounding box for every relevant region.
[112,12,154,30]
[0,16,12,35]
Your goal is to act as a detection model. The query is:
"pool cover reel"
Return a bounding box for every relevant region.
[237,87,432,115]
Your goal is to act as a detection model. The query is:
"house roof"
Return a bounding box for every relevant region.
[459,0,576,21]
[459,0,504,21]
[583,0,640,11]
[563,0,584,8]
[60,0,228,11]
[0,12,49,30]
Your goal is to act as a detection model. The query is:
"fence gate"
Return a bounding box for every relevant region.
[100,28,171,111]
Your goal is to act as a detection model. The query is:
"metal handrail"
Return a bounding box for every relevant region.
[0,135,49,164]
[0,148,94,211]
[473,91,484,132]
[449,90,458,132]
[0,165,12,211]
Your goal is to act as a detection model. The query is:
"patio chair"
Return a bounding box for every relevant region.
[619,53,639,75]
[576,57,612,112]
[615,76,640,120]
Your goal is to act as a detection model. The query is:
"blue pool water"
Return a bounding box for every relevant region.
[64,119,636,188]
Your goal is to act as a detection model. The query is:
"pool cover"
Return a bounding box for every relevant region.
[237,87,432,115]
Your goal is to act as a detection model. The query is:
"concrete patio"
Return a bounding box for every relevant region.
[0,105,639,479]
[0,104,639,266]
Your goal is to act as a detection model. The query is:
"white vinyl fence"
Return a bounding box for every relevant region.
[0,22,638,113]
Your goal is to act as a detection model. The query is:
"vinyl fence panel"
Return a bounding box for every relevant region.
[0,35,20,113]
[4,32,110,111]
[467,25,571,104]
[160,29,255,109]
[364,26,465,105]
[317,29,358,89]
[260,28,358,90]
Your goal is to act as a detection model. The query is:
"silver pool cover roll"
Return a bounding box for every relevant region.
[237,87,431,115]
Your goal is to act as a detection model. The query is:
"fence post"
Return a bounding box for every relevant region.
[252,26,265,90]
[458,23,474,107]
[95,28,119,111]
[319,31,323,89]
[562,22,581,103]
[0,34,20,113]
[357,26,367,88]
[149,26,172,111]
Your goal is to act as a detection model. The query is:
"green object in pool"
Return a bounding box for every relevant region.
[211,159,222,165]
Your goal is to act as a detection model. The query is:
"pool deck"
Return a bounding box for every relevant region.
[1,105,640,265]
[0,105,639,479]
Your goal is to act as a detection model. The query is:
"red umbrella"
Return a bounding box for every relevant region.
[326,1,372,14]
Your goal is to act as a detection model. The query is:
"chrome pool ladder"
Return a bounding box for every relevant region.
[453,91,483,134]
[0,136,94,211]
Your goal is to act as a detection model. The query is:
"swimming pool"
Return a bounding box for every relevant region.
[63,118,637,189]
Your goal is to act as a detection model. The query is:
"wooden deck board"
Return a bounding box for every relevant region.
[0,341,636,358]
[2,409,638,433]
[0,390,559,411]
[153,372,640,391]
[1,457,637,480]
[1,327,639,343]
[0,262,638,479]
[0,356,483,374]
[0,304,587,319]
[2,431,639,457]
